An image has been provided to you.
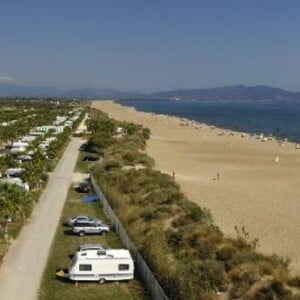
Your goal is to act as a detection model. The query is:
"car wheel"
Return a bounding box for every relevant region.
[79,231,85,236]
[99,278,105,284]
[101,231,108,236]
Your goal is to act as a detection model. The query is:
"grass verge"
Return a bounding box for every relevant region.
[74,150,100,173]
[39,186,148,300]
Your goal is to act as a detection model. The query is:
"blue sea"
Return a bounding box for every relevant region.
[116,99,300,143]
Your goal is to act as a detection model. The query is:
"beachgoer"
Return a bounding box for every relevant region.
[172,170,175,180]
[217,172,220,180]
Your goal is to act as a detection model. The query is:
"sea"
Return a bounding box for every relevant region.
[116,99,300,143]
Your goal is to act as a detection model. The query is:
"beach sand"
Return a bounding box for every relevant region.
[92,100,300,273]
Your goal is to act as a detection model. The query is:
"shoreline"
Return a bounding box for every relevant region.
[92,100,300,273]
[109,99,299,152]
[116,98,300,145]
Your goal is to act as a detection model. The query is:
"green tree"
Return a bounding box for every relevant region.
[0,183,32,240]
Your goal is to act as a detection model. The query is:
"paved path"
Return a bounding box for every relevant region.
[0,137,83,300]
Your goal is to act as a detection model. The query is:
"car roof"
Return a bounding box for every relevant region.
[78,244,103,249]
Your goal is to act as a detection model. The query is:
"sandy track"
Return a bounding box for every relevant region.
[0,137,82,300]
[92,100,300,273]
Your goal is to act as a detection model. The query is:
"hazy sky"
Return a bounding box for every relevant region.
[0,0,300,91]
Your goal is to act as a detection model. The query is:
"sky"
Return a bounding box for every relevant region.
[0,0,300,92]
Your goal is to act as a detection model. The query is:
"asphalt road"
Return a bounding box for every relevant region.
[0,137,83,300]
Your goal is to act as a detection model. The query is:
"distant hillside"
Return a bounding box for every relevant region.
[0,83,142,99]
[1,83,300,101]
[151,85,300,101]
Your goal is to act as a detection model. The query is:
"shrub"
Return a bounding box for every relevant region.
[229,264,262,298]
[288,276,300,288]
[135,153,154,167]
[250,279,292,300]
[229,251,267,269]
[41,172,49,182]
[181,200,213,226]
[122,151,136,164]
[141,208,156,221]
[234,226,260,250]
[104,160,122,171]
[217,243,239,263]
[142,127,151,139]
[176,259,228,299]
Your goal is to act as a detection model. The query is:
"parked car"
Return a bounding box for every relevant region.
[72,221,110,236]
[78,181,91,193]
[77,244,105,253]
[79,143,88,151]
[82,155,99,161]
[66,215,101,227]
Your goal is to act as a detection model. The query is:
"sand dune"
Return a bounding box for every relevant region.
[92,100,300,273]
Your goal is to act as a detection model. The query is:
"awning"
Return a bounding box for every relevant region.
[81,194,100,203]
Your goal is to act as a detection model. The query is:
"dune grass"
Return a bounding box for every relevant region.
[39,186,147,300]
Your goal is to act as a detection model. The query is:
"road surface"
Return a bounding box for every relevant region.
[0,136,83,300]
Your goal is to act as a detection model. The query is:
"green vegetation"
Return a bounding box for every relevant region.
[0,98,84,265]
[87,108,300,299]
[75,150,100,173]
[39,186,147,300]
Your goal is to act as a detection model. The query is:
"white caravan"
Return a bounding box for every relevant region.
[57,249,134,283]
[12,141,29,148]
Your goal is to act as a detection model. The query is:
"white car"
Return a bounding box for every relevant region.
[66,215,101,227]
[72,221,110,236]
[77,244,105,253]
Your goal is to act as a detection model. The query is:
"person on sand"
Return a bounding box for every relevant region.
[172,170,175,180]
[217,172,220,180]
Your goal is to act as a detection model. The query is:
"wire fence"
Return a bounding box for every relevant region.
[90,174,169,300]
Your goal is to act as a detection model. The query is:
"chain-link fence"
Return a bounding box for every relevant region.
[91,174,169,300]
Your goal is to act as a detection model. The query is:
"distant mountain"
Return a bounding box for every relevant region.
[1,83,300,101]
[0,83,143,99]
[151,85,300,101]
[63,88,144,99]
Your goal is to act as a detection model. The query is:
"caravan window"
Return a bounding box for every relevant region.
[79,264,92,271]
[118,264,129,271]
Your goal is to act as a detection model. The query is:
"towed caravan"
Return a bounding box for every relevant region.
[56,249,134,283]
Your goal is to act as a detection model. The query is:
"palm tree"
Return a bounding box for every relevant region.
[0,183,32,241]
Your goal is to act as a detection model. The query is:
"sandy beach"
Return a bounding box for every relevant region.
[92,100,300,273]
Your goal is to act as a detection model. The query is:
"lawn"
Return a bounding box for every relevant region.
[39,186,148,300]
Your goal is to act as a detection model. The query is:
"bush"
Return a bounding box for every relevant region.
[288,276,300,288]
[104,160,122,171]
[176,259,228,299]
[229,264,262,298]
[41,172,49,182]
[142,127,151,139]
[181,200,213,226]
[250,279,292,300]
[122,151,136,164]
[217,243,239,262]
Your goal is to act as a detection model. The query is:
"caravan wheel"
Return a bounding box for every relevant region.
[99,278,105,284]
